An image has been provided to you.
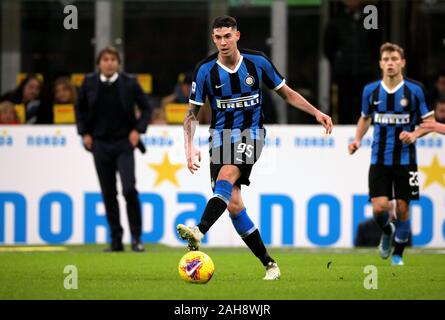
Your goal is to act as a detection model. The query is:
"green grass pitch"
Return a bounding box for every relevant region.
[0,245,444,300]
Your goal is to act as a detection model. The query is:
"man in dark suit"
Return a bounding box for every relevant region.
[75,47,152,252]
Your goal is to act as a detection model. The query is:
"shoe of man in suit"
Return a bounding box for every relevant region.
[131,239,145,252]
[104,242,124,252]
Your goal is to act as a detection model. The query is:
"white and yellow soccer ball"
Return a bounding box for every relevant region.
[178,251,215,284]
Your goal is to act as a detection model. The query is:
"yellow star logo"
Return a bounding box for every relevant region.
[419,155,445,189]
[148,153,185,187]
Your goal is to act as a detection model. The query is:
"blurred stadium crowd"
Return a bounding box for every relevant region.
[0,0,444,126]
[0,68,444,126]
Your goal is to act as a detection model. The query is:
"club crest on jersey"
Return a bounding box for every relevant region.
[245,75,255,87]
[400,97,409,107]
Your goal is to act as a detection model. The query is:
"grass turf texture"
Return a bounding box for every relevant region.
[1,245,444,300]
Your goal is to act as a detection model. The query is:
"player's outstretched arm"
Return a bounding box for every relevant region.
[276,84,333,134]
[400,114,435,144]
[183,104,202,174]
[420,119,445,135]
[348,116,372,155]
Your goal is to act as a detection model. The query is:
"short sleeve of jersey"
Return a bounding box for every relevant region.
[361,85,373,117]
[189,65,207,106]
[261,56,285,91]
[415,84,433,119]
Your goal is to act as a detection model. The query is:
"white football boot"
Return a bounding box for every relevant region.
[176,224,204,251]
[378,222,396,259]
[263,262,281,280]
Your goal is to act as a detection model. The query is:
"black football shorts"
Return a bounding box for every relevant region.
[209,137,264,191]
[368,164,419,203]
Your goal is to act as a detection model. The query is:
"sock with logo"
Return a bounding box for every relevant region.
[393,219,410,257]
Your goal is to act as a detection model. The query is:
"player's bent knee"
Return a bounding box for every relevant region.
[217,165,240,184]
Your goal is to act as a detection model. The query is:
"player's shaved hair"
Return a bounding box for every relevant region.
[212,16,237,30]
[380,42,405,59]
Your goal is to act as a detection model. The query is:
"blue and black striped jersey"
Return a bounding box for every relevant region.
[361,78,433,165]
[189,49,285,147]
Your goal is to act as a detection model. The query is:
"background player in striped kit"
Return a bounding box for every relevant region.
[177,16,332,280]
[348,42,435,265]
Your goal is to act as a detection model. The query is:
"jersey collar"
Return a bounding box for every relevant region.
[217,55,244,74]
[380,79,404,94]
[100,72,119,83]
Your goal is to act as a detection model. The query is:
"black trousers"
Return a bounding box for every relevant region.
[92,137,142,245]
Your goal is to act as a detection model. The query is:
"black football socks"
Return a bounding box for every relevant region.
[197,180,233,234]
[374,211,392,235]
[197,197,228,234]
[393,219,410,257]
[243,229,275,266]
[393,242,407,257]
[230,208,274,266]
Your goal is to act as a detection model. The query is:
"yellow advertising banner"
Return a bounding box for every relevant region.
[70,74,85,87]
[165,103,188,124]
[14,104,26,123]
[137,74,153,94]
[54,104,75,124]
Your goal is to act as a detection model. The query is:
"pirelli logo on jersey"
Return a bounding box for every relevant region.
[374,113,410,125]
[216,94,259,109]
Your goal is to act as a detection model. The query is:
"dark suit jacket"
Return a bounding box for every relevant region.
[75,72,152,136]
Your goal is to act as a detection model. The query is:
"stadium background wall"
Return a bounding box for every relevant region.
[0,125,444,247]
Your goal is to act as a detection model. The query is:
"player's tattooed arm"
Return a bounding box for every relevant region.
[183,104,200,146]
[183,104,202,174]
[185,104,200,121]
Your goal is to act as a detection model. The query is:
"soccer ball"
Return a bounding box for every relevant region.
[178,251,215,284]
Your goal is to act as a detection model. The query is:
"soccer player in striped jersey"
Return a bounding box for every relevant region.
[177,16,332,280]
[348,42,435,266]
